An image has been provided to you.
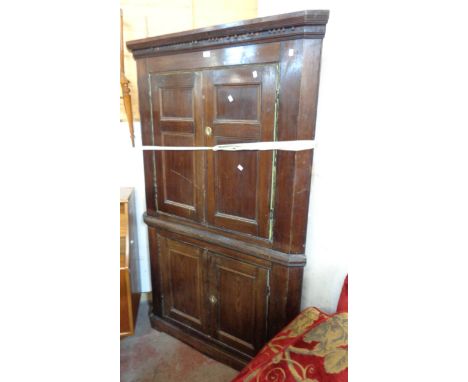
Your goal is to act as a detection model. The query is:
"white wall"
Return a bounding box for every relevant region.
[119,122,151,291]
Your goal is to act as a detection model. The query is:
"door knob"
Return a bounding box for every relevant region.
[209,295,217,304]
[205,126,212,136]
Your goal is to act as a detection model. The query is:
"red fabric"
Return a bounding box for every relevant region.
[336,275,348,313]
[231,307,348,382]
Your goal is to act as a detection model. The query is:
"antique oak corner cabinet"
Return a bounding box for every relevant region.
[127,10,329,369]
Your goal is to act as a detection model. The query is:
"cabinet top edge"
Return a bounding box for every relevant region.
[127,10,329,56]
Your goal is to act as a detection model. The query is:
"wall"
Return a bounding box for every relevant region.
[192,0,257,28]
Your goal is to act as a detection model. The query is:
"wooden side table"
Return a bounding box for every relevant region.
[120,187,140,337]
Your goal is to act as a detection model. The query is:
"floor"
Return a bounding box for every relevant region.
[121,297,239,382]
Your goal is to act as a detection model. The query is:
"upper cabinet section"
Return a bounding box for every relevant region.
[128,10,329,253]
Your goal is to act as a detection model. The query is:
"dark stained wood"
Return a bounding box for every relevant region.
[145,42,281,73]
[288,39,324,252]
[148,227,162,316]
[273,39,324,254]
[267,264,304,340]
[209,253,268,355]
[127,9,328,367]
[151,72,204,221]
[205,65,277,237]
[127,10,328,57]
[158,236,209,333]
[150,231,270,360]
[152,210,273,249]
[153,227,272,268]
[136,59,157,214]
[272,40,306,254]
[150,313,250,370]
[144,214,306,266]
[215,85,259,120]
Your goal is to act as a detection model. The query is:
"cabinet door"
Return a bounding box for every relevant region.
[159,237,208,333]
[204,65,278,238]
[150,72,204,221]
[208,254,269,356]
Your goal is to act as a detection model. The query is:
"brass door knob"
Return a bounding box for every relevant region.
[209,295,217,304]
[205,126,212,136]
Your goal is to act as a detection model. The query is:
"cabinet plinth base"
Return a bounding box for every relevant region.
[149,312,250,370]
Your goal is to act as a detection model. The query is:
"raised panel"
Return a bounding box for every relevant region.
[218,267,255,342]
[215,137,257,221]
[215,85,259,121]
[160,87,193,119]
[209,254,268,356]
[161,133,195,208]
[170,250,201,321]
[159,237,207,333]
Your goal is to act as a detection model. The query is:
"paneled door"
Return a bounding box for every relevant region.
[150,71,204,221]
[159,237,209,334]
[208,253,269,356]
[204,65,278,238]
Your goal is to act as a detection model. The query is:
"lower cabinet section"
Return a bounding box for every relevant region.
[158,235,269,357]
[148,225,304,369]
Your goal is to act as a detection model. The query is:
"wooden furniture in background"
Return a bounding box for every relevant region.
[121,9,135,147]
[120,187,140,337]
[127,10,329,368]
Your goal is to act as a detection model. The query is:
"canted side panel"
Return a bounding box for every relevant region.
[136,59,157,214]
[267,264,304,340]
[273,39,323,253]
